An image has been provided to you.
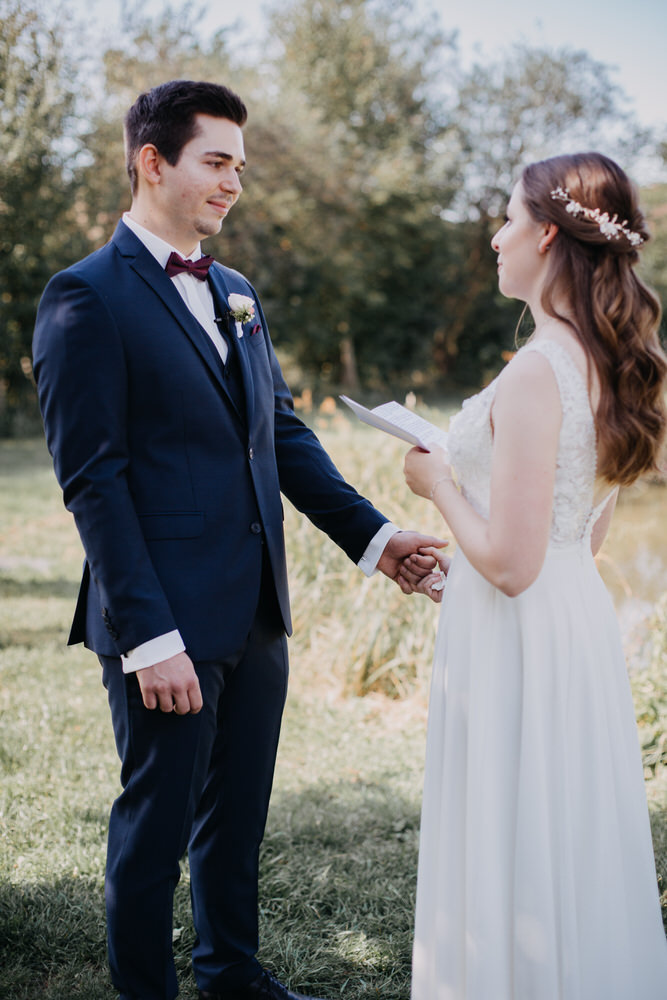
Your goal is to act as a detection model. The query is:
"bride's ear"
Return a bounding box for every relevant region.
[538,223,559,254]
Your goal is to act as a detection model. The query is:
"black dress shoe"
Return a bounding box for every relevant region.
[199,967,327,1000]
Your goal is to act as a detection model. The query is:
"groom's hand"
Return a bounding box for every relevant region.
[377,531,448,593]
[136,652,203,714]
[400,545,452,603]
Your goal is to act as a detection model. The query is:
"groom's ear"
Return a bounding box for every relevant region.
[136,143,163,188]
[538,223,559,254]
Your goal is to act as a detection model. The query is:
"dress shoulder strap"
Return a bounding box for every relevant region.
[520,339,593,424]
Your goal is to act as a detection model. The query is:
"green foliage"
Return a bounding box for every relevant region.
[635,594,667,774]
[638,595,667,926]
[1,0,666,430]
[437,44,657,383]
[216,0,459,389]
[0,0,87,434]
[74,6,241,244]
[451,44,650,219]
[639,183,667,341]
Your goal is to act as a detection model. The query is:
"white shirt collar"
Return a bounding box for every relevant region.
[122,213,203,269]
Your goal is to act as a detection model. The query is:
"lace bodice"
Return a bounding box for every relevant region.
[448,339,608,546]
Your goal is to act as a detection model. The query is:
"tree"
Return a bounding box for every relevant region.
[219,0,459,390]
[639,183,667,341]
[0,0,86,432]
[226,28,660,391]
[74,5,241,250]
[428,45,656,386]
[451,44,650,218]
[3,2,665,429]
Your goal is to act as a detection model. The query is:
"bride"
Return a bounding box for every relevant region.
[402,152,667,999]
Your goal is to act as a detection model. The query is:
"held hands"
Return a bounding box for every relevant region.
[377,530,449,602]
[136,651,203,714]
[400,545,451,602]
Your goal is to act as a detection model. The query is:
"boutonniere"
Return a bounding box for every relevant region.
[228,293,256,338]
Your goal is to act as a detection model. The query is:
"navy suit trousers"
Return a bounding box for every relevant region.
[101,571,288,1000]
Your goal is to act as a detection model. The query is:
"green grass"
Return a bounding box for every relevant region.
[1,425,666,1000]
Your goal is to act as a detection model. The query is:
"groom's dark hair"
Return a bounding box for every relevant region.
[124,80,248,194]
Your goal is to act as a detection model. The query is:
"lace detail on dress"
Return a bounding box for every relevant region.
[448,339,600,546]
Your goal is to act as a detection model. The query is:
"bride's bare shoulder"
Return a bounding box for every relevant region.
[493,348,561,427]
[497,345,559,390]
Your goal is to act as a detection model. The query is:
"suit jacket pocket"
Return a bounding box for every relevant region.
[247,329,267,352]
[139,511,204,540]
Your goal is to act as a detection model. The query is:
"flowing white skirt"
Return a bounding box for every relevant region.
[411,543,667,1000]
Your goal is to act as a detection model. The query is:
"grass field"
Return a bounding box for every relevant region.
[1,420,666,1000]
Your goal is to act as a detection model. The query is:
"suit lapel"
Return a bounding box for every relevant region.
[208,267,256,430]
[111,223,246,420]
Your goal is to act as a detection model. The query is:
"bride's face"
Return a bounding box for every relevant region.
[491,182,549,304]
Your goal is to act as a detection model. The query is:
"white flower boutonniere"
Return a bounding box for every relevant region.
[228,293,256,338]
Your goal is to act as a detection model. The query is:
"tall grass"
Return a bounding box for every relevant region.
[286,406,453,697]
[1,421,665,1000]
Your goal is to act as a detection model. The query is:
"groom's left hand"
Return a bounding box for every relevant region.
[378,531,448,593]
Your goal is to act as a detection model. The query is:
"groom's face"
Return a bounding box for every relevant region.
[157,114,246,253]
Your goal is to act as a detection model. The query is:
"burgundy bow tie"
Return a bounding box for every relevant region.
[165,251,215,280]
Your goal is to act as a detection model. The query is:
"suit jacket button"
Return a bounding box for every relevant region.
[248,447,254,460]
[250,522,262,534]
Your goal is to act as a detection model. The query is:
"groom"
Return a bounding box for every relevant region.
[32,80,442,1000]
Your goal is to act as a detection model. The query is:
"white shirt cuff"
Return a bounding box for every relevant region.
[357,521,401,577]
[121,630,186,673]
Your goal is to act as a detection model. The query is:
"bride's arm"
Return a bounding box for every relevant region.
[404,351,561,597]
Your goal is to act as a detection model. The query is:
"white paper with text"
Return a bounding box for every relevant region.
[340,395,448,453]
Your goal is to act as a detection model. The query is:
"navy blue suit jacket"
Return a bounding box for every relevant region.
[33,221,387,660]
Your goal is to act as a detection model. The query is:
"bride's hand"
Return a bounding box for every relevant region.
[400,546,451,603]
[404,445,452,500]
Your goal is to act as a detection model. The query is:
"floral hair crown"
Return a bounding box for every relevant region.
[550,187,644,248]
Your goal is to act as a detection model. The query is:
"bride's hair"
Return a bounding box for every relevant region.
[521,152,666,486]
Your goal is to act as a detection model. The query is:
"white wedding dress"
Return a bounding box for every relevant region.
[411,340,667,1000]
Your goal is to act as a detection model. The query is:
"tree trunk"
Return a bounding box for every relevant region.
[339,336,360,391]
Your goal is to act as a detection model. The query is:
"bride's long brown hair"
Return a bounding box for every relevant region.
[521,152,666,486]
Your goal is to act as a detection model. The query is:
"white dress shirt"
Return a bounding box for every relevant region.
[119,215,399,671]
